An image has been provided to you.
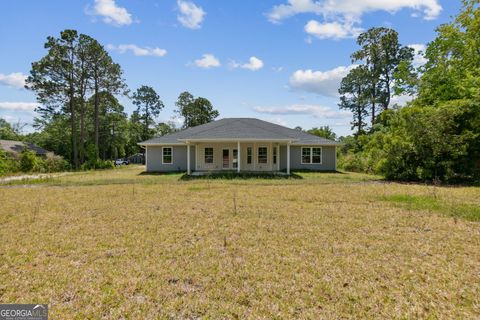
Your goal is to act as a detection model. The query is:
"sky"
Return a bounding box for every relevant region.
[0,0,462,136]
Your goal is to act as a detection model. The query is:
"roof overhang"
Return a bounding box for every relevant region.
[291,142,343,146]
[139,139,342,146]
[178,138,299,143]
[138,142,186,147]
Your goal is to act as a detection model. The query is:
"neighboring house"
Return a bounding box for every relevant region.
[0,139,52,158]
[127,153,145,164]
[139,118,340,175]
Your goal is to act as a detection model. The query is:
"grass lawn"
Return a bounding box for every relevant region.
[1,166,479,318]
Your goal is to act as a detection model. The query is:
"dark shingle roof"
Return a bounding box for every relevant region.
[0,139,51,156]
[139,118,339,146]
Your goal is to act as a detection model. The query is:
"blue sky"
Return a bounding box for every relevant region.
[0,0,461,136]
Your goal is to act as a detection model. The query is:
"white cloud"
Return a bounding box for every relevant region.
[267,0,321,22]
[89,0,133,26]
[267,0,442,22]
[254,104,351,119]
[304,20,362,39]
[242,57,264,71]
[230,56,264,71]
[177,0,206,29]
[194,54,221,68]
[0,102,40,112]
[391,94,415,106]
[267,0,442,40]
[408,43,428,67]
[107,44,167,57]
[0,72,27,89]
[289,65,356,97]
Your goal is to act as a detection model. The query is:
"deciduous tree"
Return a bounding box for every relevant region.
[175,91,219,128]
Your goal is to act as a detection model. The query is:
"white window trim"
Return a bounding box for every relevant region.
[204,147,214,164]
[222,148,231,169]
[301,147,322,164]
[247,146,253,164]
[162,146,173,165]
[257,146,268,164]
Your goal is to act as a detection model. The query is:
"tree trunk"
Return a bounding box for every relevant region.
[79,99,85,164]
[384,75,391,110]
[144,104,150,141]
[94,77,100,159]
[68,43,79,170]
[371,83,376,127]
[69,89,79,169]
[357,104,362,136]
[79,77,87,164]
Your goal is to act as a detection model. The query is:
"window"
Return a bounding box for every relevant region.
[258,147,267,164]
[301,148,311,164]
[204,148,213,164]
[312,147,321,163]
[247,147,252,164]
[162,147,172,164]
[301,147,322,164]
[273,147,277,164]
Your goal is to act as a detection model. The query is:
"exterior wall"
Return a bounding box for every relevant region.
[194,142,280,172]
[146,143,336,172]
[288,145,336,171]
[146,145,190,172]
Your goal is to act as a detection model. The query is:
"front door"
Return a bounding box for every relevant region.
[222,149,229,169]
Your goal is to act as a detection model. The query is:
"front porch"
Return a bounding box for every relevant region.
[190,170,289,176]
[185,140,292,175]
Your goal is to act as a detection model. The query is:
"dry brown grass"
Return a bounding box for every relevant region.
[0,166,479,319]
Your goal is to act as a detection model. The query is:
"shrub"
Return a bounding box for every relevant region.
[0,150,18,175]
[97,160,114,169]
[80,159,114,170]
[43,154,70,172]
[338,152,367,172]
[20,150,39,172]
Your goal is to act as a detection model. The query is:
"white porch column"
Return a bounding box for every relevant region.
[287,142,291,175]
[277,143,280,171]
[253,142,256,171]
[187,142,191,175]
[237,141,241,173]
[195,143,198,171]
[270,142,273,171]
[145,146,148,170]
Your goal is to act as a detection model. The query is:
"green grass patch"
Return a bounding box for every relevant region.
[381,194,480,221]
[1,165,479,318]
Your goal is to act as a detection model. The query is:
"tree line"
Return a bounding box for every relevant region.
[337,0,480,182]
[21,29,219,169]
[3,1,479,183]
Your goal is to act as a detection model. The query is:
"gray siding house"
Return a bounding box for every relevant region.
[139,118,340,175]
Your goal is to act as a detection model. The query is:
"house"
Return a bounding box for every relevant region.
[139,118,340,175]
[127,153,145,164]
[0,139,52,158]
